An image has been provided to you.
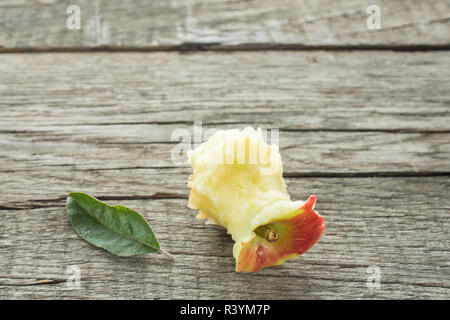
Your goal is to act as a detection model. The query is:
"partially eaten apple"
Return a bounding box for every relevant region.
[187,127,325,272]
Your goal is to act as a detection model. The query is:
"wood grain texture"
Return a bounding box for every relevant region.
[0,177,449,299]
[0,49,449,298]
[0,0,449,51]
[1,51,449,131]
[1,129,449,207]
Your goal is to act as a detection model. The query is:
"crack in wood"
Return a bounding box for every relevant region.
[0,193,190,210]
[0,279,66,287]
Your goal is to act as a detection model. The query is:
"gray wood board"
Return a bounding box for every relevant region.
[1,129,449,207]
[0,177,449,299]
[1,51,449,131]
[0,0,449,51]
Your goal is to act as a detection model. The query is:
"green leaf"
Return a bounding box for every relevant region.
[66,192,162,257]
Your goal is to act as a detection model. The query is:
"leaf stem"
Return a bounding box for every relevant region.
[159,248,175,260]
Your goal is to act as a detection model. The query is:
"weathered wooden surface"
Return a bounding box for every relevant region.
[0,50,449,299]
[1,177,449,299]
[1,51,449,207]
[1,0,450,298]
[1,129,450,207]
[0,0,449,51]
[1,51,449,131]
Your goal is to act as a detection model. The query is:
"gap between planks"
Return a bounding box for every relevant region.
[3,127,450,134]
[1,44,450,54]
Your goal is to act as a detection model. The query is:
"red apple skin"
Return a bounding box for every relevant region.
[236,196,325,272]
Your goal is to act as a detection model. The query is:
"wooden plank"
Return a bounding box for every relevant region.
[0,177,448,299]
[1,128,450,208]
[1,51,449,131]
[0,0,448,51]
